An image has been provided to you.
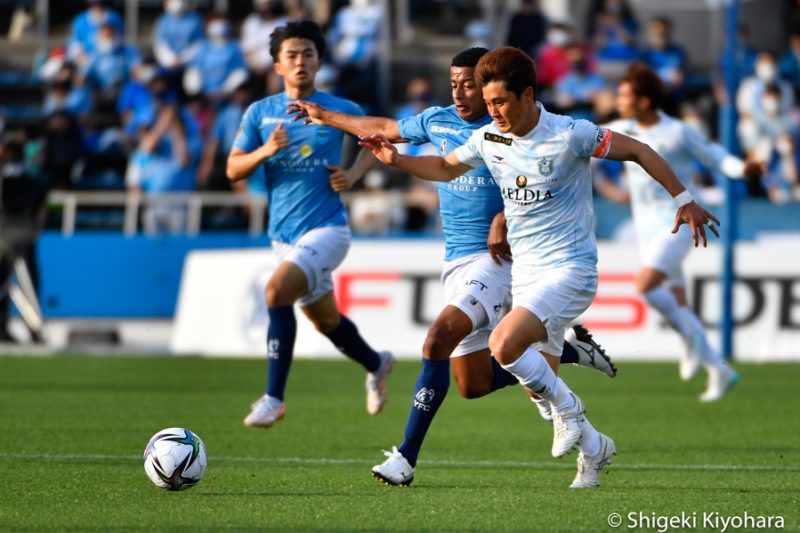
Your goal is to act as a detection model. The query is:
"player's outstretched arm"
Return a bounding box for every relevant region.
[288,100,404,142]
[226,122,288,182]
[605,131,720,247]
[359,134,471,182]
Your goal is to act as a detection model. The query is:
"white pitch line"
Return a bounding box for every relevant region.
[0,452,797,473]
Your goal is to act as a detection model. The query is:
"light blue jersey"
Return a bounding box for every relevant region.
[233,91,363,244]
[398,105,502,261]
[455,104,612,272]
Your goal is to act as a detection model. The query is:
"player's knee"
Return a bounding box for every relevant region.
[265,280,295,307]
[422,323,459,361]
[488,330,519,365]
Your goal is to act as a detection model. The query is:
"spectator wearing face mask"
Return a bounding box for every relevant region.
[153,0,204,73]
[43,62,93,121]
[82,23,142,106]
[393,77,439,158]
[68,0,124,67]
[118,58,160,139]
[737,52,795,129]
[183,16,248,103]
[640,17,687,114]
[738,83,799,202]
[536,23,590,89]
[779,31,800,88]
[242,0,288,76]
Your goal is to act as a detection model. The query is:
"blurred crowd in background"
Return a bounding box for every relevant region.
[1,0,800,237]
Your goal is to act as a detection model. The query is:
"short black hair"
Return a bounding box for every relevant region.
[452,47,490,68]
[269,20,326,63]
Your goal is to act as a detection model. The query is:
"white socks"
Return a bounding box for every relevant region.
[501,347,572,410]
[644,286,725,368]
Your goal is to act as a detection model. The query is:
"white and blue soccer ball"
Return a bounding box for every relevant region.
[143,427,207,491]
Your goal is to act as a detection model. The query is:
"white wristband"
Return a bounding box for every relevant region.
[673,190,694,209]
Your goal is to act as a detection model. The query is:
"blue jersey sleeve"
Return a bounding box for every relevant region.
[232,103,261,153]
[397,106,442,145]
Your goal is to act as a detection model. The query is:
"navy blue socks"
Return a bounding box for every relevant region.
[266,306,297,401]
[397,358,450,467]
[324,315,381,372]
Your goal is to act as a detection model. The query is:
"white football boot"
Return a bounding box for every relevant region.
[372,446,415,487]
[530,396,553,425]
[699,365,739,402]
[366,351,395,415]
[566,324,617,378]
[570,433,617,489]
[551,393,585,458]
[243,394,286,428]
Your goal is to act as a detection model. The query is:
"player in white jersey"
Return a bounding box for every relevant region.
[360,47,720,488]
[605,64,762,401]
[289,47,616,488]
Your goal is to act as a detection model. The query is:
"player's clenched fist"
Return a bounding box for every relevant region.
[262,122,288,158]
[327,164,356,192]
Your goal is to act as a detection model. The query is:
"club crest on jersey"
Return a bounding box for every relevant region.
[484,132,512,145]
[299,144,313,157]
[516,175,528,188]
[538,158,553,177]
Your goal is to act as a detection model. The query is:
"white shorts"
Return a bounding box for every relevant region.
[639,224,692,288]
[441,253,512,357]
[272,226,351,306]
[511,264,597,357]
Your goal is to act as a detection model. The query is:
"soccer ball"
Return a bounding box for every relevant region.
[143,427,207,491]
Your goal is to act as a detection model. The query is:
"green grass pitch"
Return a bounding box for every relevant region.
[1,355,798,532]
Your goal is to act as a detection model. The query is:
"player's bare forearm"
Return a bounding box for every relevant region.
[326,111,403,142]
[226,147,268,182]
[395,154,465,182]
[348,148,378,181]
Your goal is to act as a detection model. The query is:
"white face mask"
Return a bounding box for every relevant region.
[351,0,371,9]
[97,37,116,53]
[165,0,185,14]
[207,21,228,41]
[547,29,570,47]
[755,62,777,83]
[762,97,779,116]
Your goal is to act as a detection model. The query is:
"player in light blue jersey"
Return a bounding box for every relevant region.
[290,47,616,487]
[361,47,720,488]
[606,65,762,401]
[226,21,394,429]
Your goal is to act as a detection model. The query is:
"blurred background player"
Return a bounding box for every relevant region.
[226,21,394,429]
[605,64,763,401]
[289,47,616,487]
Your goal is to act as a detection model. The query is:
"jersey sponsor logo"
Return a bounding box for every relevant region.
[466,279,488,291]
[260,117,288,125]
[446,175,496,192]
[430,125,461,134]
[503,187,554,205]
[484,132,512,145]
[414,388,435,411]
[537,158,554,177]
[516,175,527,188]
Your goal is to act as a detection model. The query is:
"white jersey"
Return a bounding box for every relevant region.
[606,113,745,239]
[454,103,612,272]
